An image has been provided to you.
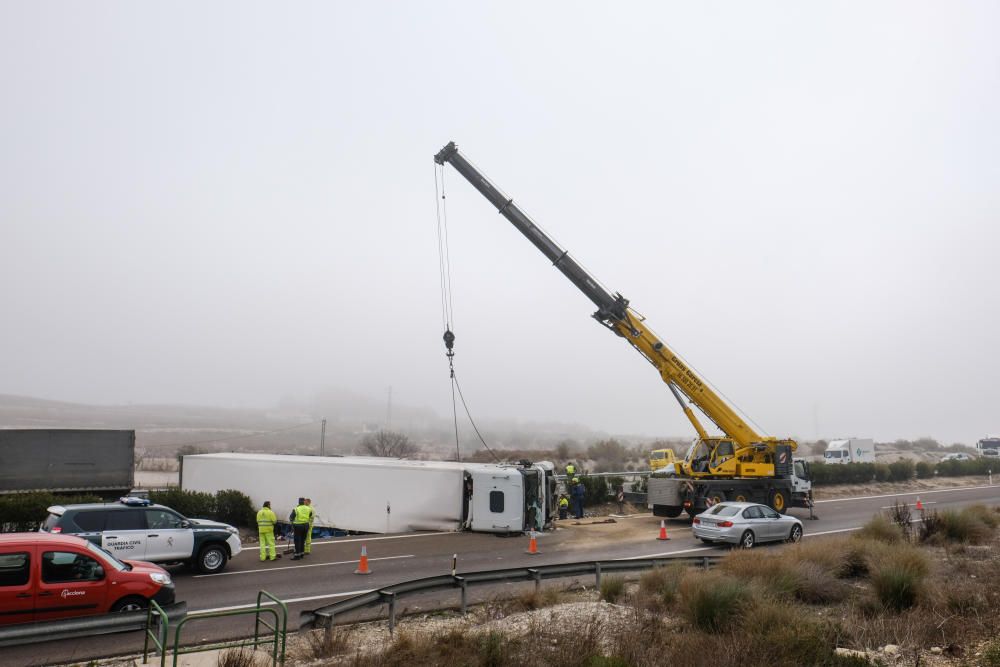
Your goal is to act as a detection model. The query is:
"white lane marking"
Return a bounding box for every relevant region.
[880,502,937,509]
[195,554,414,578]
[815,484,994,504]
[196,589,377,614]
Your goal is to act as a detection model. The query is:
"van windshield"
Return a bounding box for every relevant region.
[85,541,129,571]
[824,451,841,459]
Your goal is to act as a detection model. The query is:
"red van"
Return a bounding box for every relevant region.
[0,532,175,625]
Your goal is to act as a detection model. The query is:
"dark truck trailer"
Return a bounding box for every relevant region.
[0,429,135,495]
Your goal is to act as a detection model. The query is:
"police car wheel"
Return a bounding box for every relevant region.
[111,596,148,613]
[197,544,228,574]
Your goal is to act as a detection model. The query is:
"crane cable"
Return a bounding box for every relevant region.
[434,164,499,463]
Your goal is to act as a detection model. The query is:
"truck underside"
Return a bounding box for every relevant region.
[649,477,811,518]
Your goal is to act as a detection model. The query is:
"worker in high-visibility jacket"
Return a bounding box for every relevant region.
[290,497,313,560]
[256,501,280,561]
[304,497,315,555]
[558,495,569,520]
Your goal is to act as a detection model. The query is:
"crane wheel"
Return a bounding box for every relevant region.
[733,493,749,503]
[706,490,727,506]
[769,490,788,514]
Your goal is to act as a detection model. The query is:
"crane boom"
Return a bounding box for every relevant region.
[435,141,783,457]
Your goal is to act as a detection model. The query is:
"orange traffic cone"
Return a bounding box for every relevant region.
[354,544,371,575]
[915,497,924,511]
[657,520,670,541]
[526,530,540,555]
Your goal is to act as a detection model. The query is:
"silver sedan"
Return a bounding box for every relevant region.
[692,502,803,548]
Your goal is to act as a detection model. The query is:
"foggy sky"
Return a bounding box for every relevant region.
[1,2,997,445]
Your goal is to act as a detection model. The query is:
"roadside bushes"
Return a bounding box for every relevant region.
[811,457,993,486]
[148,488,256,528]
[0,492,101,532]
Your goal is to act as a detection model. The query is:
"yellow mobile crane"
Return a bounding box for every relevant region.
[434,142,813,518]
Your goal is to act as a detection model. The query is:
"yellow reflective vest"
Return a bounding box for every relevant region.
[293,504,313,525]
[256,507,277,530]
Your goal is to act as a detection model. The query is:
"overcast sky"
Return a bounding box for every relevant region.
[1,2,997,445]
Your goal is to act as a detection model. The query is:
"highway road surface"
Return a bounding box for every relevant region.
[3,483,997,666]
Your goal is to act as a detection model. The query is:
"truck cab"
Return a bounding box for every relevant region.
[649,449,677,473]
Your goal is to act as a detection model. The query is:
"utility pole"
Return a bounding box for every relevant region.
[320,418,327,456]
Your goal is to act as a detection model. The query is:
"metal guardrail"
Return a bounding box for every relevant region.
[0,602,186,648]
[142,589,288,667]
[301,554,721,632]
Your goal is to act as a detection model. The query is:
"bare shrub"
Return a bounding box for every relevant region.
[358,430,419,458]
[887,501,913,541]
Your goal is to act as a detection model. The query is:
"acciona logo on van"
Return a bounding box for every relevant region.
[61,589,86,598]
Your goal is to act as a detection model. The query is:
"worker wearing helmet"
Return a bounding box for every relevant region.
[256,501,280,561]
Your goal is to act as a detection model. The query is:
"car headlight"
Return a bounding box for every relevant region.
[150,572,172,586]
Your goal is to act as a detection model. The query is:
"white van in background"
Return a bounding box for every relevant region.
[823,438,875,464]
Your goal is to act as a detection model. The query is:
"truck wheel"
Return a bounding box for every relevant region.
[197,544,228,574]
[653,505,683,518]
[732,493,749,503]
[740,530,755,549]
[768,490,788,514]
[706,490,727,505]
[111,596,148,613]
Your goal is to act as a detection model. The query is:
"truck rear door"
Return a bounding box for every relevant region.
[468,470,524,533]
[0,546,35,625]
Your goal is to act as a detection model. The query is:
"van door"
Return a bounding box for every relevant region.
[37,549,108,620]
[143,508,194,561]
[468,470,523,533]
[0,548,35,625]
[101,509,147,560]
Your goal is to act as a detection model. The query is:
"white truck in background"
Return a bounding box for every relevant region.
[181,453,555,535]
[823,438,875,464]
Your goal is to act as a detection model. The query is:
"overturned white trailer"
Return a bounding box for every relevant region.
[181,453,555,535]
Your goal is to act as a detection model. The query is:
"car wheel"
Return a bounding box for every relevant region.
[197,544,228,574]
[768,490,788,514]
[788,524,803,543]
[740,530,755,549]
[111,596,148,613]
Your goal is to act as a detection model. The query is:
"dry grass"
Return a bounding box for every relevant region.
[297,626,353,661]
[855,514,905,543]
[599,575,626,603]
[216,647,269,667]
[320,518,1000,667]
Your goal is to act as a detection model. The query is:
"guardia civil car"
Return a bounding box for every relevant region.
[40,497,241,574]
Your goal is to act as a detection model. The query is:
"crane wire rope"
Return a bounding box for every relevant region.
[434,163,499,463]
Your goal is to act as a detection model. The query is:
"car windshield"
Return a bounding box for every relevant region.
[651,451,665,460]
[85,541,129,571]
[706,505,740,517]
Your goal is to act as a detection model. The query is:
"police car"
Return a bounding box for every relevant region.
[40,497,241,574]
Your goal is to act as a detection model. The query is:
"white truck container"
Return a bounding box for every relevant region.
[823,438,875,464]
[181,453,555,535]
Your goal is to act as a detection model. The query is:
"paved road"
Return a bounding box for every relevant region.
[4,483,997,666]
